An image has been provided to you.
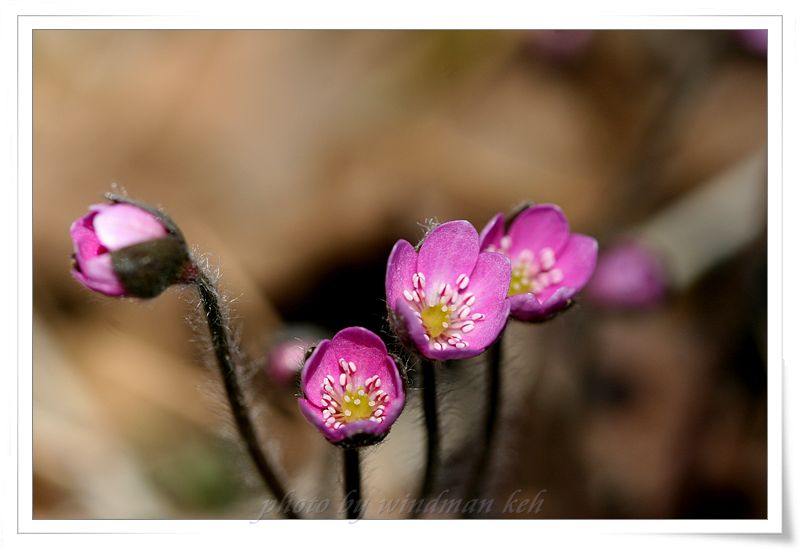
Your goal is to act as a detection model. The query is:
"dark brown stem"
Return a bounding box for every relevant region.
[192,268,299,519]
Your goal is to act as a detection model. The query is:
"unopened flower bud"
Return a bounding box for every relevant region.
[69,196,191,298]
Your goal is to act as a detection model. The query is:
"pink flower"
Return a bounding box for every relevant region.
[480,204,597,322]
[267,339,309,386]
[585,240,669,309]
[297,327,405,447]
[385,221,512,360]
[528,30,593,60]
[70,200,189,298]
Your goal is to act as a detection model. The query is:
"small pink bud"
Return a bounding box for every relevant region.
[69,196,190,298]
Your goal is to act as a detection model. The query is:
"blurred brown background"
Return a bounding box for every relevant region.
[33,30,767,519]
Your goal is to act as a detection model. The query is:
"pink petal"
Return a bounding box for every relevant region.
[93,203,168,251]
[70,211,106,267]
[416,220,480,291]
[330,327,401,398]
[394,300,437,358]
[71,254,126,296]
[385,239,418,313]
[479,213,505,251]
[554,234,598,290]
[298,398,345,443]
[336,404,403,440]
[509,287,575,322]
[507,204,570,259]
[299,339,333,399]
[456,251,511,352]
[530,234,597,303]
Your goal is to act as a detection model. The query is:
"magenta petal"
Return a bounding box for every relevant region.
[72,254,126,296]
[509,286,576,322]
[70,211,106,266]
[479,213,505,251]
[93,203,168,251]
[555,234,598,290]
[395,300,436,357]
[299,339,333,401]
[507,204,570,259]
[458,251,511,352]
[385,239,418,315]
[417,220,480,290]
[298,398,345,443]
[329,327,401,397]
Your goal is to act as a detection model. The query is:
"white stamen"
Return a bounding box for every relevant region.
[339,373,347,386]
[456,274,470,290]
[540,247,556,270]
[472,313,485,320]
[348,361,357,373]
[403,289,415,302]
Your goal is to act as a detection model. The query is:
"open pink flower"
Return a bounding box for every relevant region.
[386,220,511,360]
[70,200,189,298]
[480,204,597,322]
[297,327,405,447]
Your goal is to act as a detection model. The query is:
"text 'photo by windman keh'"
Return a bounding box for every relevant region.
[35,29,767,519]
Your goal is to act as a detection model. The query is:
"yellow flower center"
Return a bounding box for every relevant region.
[420,304,450,339]
[339,387,376,423]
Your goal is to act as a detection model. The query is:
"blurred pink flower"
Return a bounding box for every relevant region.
[735,29,767,56]
[267,339,310,386]
[528,30,593,60]
[586,240,669,309]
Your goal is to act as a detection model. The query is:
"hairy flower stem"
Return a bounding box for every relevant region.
[463,334,503,518]
[343,448,362,520]
[191,267,299,519]
[413,358,440,518]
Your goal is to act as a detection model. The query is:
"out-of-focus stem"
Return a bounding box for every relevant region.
[191,267,299,519]
[463,335,503,517]
[412,358,440,518]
